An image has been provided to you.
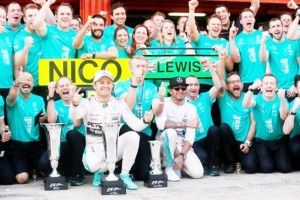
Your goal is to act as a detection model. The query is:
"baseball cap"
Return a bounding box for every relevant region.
[93,70,114,83]
[169,76,188,88]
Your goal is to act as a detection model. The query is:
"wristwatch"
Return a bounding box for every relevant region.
[179,152,186,160]
[290,111,296,115]
[47,96,55,101]
[245,140,252,147]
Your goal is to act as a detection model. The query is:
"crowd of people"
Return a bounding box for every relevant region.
[1,0,300,192]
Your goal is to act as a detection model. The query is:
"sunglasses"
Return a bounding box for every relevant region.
[172,86,187,91]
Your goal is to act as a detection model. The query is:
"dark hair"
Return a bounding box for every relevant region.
[113,26,129,40]
[111,2,126,14]
[239,8,254,20]
[129,24,151,57]
[207,14,222,25]
[226,71,241,83]
[279,12,292,19]
[269,17,282,27]
[5,2,20,13]
[262,73,277,85]
[91,14,107,24]
[151,11,166,20]
[215,4,230,13]
[55,3,74,16]
[294,75,300,87]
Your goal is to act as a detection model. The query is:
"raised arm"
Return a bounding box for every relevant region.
[283,97,300,134]
[46,82,57,123]
[14,37,33,78]
[229,22,240,63]
[259,31,269,62]
[278,89,289,120]
[73,17,92,49]
[250,0,260,16]
[243,79,261,108]
[6,68,26,106]
[187,0,200,43]
[287,10,300,40]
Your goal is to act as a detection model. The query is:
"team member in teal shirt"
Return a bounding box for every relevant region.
[114,55,165,181]
[47,77,86,186]
[73,14,117,59]
[34,1,77,59]
[103,2,133,44]
[6,70,51,184]
[230,8,265,91]
[218,72,258,174]
[283,75,300,169]
[0,6,14,100]
[4,2,23,39]
[243,74,292,173]
[114,26,130,58]
[260,18,300,97]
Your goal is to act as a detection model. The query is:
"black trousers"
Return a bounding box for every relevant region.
[0,157,15,184]
[192,125,221,167]
[288,135,300,169]
[219,123,258,173]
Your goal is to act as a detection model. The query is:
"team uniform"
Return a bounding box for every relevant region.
[6,94,51,176]
[69,96,147,175]
[114,80,158,180]
[4,22,24,40]
[252,94,292,173]
[151,39,186,55]
[0,95,15,184]
[116,46,129,58]
[13,29,42,86]
[40,25,77,59]
[218,92,258,173]
[156,97,204,179]
[103,25,133,44]
[187,93,221,169]
[265,37,300,90]
[77,35,115,58]
[235,30,266,86]
[53,100,86,178]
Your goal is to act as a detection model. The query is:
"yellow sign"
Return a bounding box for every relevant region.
[39,58,131,86]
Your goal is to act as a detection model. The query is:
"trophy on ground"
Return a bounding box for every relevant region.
[100,113,126,195]
[41,123,68,191]
[144,140,167,188]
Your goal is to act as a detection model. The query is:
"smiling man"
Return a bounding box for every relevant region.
[260,18,300,99]
[243,74,292,173]
[73,14,117,59]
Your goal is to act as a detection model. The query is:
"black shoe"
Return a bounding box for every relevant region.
[209,165,221,176]
[224,164,235,173]
[69,175,85,186]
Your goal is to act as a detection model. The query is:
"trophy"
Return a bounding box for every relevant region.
[41,123,68,191]
[100,112,126,195]
[144,141,167,188]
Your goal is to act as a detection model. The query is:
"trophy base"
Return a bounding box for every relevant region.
[44,176,68,191]
[144,173,168,188]
[100,179,126,195]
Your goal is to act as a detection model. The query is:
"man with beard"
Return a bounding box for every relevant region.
[6,69,51,183]
[102,2,133,44]
[260,18,300,100]
[229,8,265,92]
[243,74,292,173]
[217,72,258,174]
[156,76,203,182]
[47,77,86,186]
[73,14,117,59]
[34,0,77,59]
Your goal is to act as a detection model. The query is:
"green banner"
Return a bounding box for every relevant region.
[145,55,219,79]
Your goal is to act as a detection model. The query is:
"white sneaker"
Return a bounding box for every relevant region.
[165,167,180,182]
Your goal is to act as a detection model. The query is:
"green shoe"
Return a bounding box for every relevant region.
[69,175,85,186]
[119,174,138,190]
[93,172,104,187]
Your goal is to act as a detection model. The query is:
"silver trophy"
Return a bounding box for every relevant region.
[149,141,163,175]
[100,109,126,195]
[144,140,167,188]
[41,123,68,190]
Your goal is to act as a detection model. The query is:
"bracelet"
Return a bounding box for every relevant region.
[130,84,138,88]
[290,111,296,115]
[143,118,150,124]
[185,41,190,44]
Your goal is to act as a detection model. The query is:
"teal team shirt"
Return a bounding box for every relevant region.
[218,92,251,142]
[78,35,115,57]
[103,25,133,44]
[114,79,158,137]
[41,25,76,59]
[0,31,14,89]
[13,30,42,86]
[186,92,214,141]
[151,39,186,55]
[194,34,230,85]
[116,46,129,58]
[54,100,85,142]
[235,30,266,83]
[5,22,24,39]
[6,94,45,142]
[288,100,300,138]
[266,37,300,89]
[252,94,285,141]
[0,96,4,118]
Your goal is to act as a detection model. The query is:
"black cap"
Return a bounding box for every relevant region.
[169,76,188,88]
